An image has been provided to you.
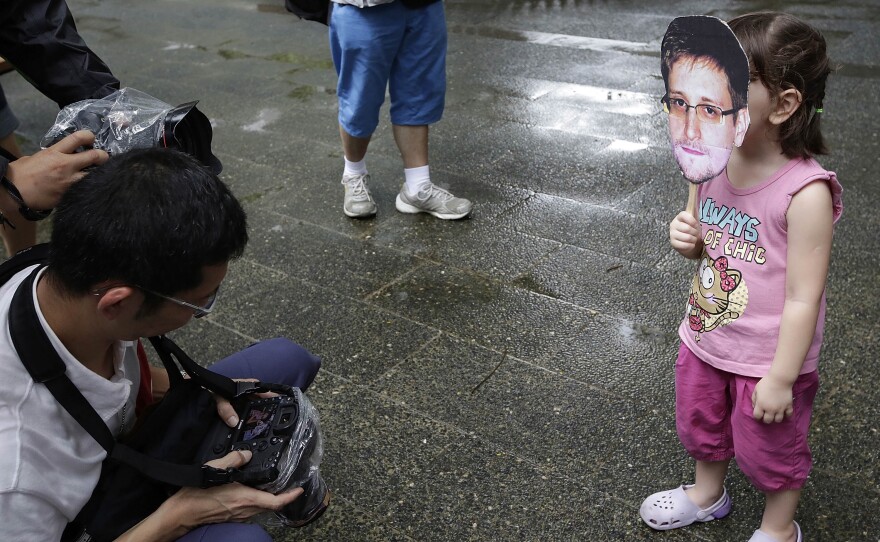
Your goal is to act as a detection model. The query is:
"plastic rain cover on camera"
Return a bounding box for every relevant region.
[41,88,176,156]
[258,387,325,527]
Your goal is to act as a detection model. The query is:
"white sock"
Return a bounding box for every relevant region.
[344,157,367,176]
[404,165,431,193]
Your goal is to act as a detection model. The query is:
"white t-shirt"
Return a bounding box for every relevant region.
[0,266,140,541]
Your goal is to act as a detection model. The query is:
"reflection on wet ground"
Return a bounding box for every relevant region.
[449,24,656,55]
[3,0,878,540]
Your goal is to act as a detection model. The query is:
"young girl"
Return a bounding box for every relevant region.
[640,12,842,542]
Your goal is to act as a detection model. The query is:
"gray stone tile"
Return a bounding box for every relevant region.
[367,263,599,363]
[210,265,437,384]
[244,206,424,299]
[494,193,670,262]
[518,244,687,324]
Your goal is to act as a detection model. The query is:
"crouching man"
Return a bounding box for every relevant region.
[0,148,320,541]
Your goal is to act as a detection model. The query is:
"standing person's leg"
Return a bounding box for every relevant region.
[640,343,733,530]
[209,337,321,391]
[329,2,404,218]
[390,2,472,220]
[732,372,818,542]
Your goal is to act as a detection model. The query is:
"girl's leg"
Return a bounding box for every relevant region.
[675,343,735,501]
[760,490,801,542]
[730,372,817,541]
[687,459,731,508]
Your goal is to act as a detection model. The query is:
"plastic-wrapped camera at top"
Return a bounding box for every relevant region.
[40,87,222,174]
[198,387,330,527]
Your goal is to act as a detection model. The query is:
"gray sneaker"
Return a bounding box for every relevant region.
[341,173,377,218]
[395,183,472,220]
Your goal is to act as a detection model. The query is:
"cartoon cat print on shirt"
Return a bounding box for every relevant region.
[686,254,749,341]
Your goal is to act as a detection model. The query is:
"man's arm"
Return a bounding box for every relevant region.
[0,0,120,107]
[114,451,303,542]
[0,131,107,254]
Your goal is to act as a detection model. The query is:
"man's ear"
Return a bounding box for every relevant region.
[770,88,803,125]
[733,108,750,147]
[95,285,139,320]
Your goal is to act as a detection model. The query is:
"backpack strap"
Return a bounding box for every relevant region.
[0,243,50,285]
[7,267,255,488]
[147,335,294,399]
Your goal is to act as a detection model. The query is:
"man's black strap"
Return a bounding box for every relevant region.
[0,243,50,284]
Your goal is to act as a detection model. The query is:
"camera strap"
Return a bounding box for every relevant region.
[7,265,262,488]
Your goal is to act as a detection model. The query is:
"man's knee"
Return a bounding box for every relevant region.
[177,522,272,542]
[211,338,320,390]
[254,337,321,390]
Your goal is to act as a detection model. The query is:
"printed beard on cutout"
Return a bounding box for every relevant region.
[672,140,733,185]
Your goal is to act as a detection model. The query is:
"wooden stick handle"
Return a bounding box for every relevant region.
[686,183,699,219]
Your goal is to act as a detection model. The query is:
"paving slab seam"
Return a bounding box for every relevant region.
[368,329,445,385]
[360,262,441,303]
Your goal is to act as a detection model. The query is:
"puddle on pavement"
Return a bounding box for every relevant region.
[219,49,249,60]
[242,108,282,132]
[256,3,286,13]
[512,274,560,299]
[449,24,654,56]
[546,83,656,116]
[163,42,198,51]
[618,321,666,343]
[284,84,340,102]
[266,52,334,70]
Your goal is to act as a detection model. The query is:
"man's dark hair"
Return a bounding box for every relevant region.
[47,148,248,305]
[661,15,750,111]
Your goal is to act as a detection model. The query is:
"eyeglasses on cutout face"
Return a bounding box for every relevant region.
[661,95,741,125]
[92,285,220,318]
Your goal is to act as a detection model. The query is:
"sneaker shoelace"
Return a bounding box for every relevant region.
[344,176,371,200]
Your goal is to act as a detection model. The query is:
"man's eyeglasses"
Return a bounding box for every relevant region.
[139,286,219,318]
[92,285,220,318]
[661,95,741,125]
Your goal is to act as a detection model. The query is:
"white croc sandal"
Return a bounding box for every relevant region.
[748,521,803,542]
[639,484,732,531]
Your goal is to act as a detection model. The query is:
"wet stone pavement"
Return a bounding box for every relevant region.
[4,0,879,540]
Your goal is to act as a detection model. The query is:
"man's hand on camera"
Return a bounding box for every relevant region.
[5,130,109,211]
[177,450,304,524]
[117,450,303,542]
[215,379,277,428]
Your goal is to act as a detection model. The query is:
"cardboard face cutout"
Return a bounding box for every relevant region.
[661,16,750,215]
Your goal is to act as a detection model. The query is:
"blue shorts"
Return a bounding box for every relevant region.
[329,1,447,138]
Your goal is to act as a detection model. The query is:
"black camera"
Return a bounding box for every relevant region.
[41,87,222,174]
[198,389,330,527]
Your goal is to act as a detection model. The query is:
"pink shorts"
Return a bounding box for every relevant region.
[675,343,819,492]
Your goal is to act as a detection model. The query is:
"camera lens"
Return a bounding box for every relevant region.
[276,475,331,527]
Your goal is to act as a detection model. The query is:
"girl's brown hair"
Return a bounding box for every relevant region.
[729,12,833,158]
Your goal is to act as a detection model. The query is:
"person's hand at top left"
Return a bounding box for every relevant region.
[4,130,109,211]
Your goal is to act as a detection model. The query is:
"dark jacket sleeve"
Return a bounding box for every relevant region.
[0,0,120,108]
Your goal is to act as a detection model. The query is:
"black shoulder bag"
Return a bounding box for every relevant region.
[284,0,330,25]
